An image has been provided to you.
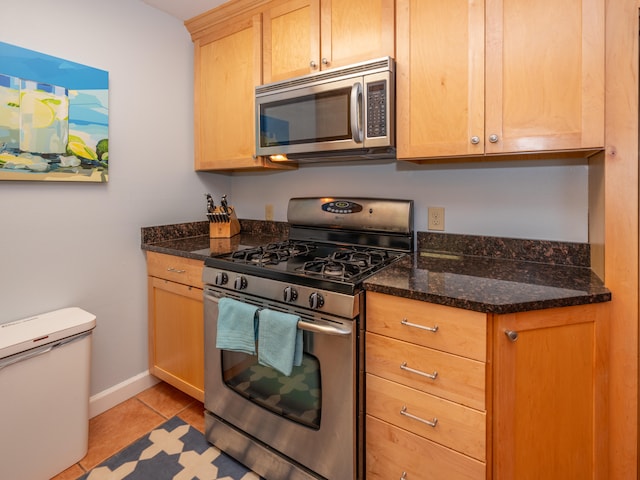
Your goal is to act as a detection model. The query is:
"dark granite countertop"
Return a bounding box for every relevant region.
[363,232,611,314]
[141,220,289,260]
[141,223,611,314]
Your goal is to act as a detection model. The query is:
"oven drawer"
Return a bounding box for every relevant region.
[366,332,486,410]
[366,415,486,480]
[147,251,204,288]
[366,292,486,361]
[366,374,486,461]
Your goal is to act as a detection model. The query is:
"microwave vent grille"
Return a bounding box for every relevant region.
[256,57,393,95]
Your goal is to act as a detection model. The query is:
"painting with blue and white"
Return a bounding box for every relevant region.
[0,41,108,182]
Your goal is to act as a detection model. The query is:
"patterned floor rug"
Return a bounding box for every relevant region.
[79,417,263,480]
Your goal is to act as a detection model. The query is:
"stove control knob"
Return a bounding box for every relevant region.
[233,276,248,290]
[214,272,228,286]
[309,292,325,309]
[284,286,298,303]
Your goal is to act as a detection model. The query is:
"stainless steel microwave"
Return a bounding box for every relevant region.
[255,57,395,161]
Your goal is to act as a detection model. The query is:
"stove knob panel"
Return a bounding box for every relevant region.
[283,286,298,303]
[309,292,325,310]
[214,272,228,286]
[233,276,248,290]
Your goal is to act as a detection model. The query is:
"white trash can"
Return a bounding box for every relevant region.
[0,307,96,480]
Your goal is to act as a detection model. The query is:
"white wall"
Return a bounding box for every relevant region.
[0,0,590,404]
[0,0,230,398]
[229,158,588,242]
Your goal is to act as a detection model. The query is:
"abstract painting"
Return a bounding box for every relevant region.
[0,41,108,182]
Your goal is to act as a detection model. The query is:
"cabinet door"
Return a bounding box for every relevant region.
[396,0,485,159]
[492,304,607,479]
[263,0,320,83]
[195,15,264,170]
[148,277,204,401]
[320,0,395,70]
[484,0,604,154]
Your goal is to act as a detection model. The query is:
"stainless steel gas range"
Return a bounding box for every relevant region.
[202,197,414,480]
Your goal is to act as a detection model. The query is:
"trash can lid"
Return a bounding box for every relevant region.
[0,307,96,359]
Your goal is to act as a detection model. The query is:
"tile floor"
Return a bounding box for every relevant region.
[51,381,205,480]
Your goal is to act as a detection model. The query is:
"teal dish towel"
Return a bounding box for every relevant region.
[215,297,259,355]
[258,309,303,376]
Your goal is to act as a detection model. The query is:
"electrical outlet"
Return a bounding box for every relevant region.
[428,207,445,231]
[265,204,274,221]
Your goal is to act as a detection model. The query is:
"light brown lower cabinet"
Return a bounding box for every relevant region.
[365,291,608,479]
[147,252,204,401]
[491,303,608,479]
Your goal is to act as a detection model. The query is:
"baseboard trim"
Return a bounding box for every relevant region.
[89,371,160,418]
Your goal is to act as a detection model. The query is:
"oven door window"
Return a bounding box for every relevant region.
[221,345,321,430]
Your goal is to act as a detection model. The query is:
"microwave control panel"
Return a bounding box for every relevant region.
[366,80,387,138]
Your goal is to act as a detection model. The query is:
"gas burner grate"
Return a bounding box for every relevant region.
[330,249,390,268]
[298,259,365,281]
[229,241,317,266]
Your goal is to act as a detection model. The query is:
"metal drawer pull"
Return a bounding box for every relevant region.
[400,318,438,333]
[400,405,438,427]
[167,267,186,273]
[401,473,407,480]
[400,362,438,380]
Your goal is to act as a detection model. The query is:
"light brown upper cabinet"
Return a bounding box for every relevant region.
[194,14,291,171]
[396,0,604,160]
[263,0,395,83]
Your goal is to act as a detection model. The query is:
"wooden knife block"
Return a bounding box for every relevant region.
[209,208,241,238]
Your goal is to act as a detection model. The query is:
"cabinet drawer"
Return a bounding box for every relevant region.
[366,374,485,461]
[366,332,485,410]
[366,292,486,361]
[147,251,204,288]
[366,415,485,480]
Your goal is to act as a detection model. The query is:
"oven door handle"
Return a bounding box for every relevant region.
[297,320,351,336]
[204,292,351,336]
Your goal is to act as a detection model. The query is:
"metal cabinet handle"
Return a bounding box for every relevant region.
[401,473,407,480]
[310,60,318,69]
[505,329,519,342]
[400,318,438,333]
[470,136,480,144]
[400,361,438,380]
[321,57,329,65]
[167,267,186,273]
[400,405,438,427]
[489,134,499,143]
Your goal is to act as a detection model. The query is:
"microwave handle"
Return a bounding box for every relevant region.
[350,82,363,143]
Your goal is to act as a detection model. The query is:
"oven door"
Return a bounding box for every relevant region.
[203,286,360,480]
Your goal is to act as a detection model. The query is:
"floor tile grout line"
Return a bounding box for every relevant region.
[133,396,172,420]
[134,389,199,420]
